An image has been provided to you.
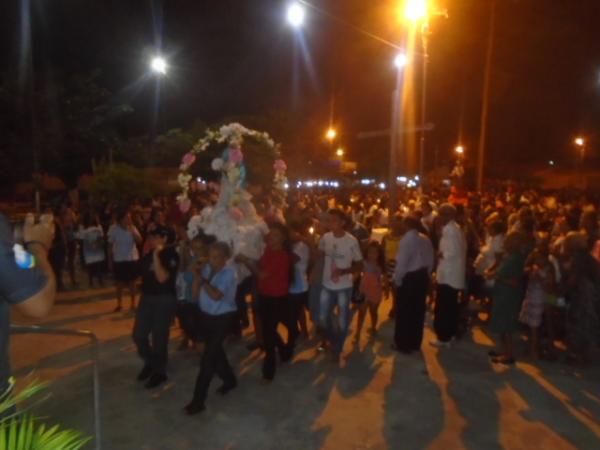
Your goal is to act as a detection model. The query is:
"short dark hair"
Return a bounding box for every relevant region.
[210,241,232,259]
[328,208,346,222]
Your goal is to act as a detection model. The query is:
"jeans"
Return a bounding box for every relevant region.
[191,312,237,406]
[132,294,177,375]
[319,287,353,355]
[259,295,295,380]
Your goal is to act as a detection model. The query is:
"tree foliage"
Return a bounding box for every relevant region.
[88,163,162,206]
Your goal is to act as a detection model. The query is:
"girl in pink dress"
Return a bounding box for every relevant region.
[354,241,387,342]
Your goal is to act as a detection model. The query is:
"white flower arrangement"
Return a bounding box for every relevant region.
[177,123,285,213]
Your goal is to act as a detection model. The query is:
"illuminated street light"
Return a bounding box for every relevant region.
[394,53,408,69]
[336,148,345,157]
[326,127,337,141]
[405,0,428,22]
[150,56,168,75]
[575,137,585,147]
[287,2,305,28]
[455,145,465,155]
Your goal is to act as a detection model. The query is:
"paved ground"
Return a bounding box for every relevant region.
[9,284,600,450]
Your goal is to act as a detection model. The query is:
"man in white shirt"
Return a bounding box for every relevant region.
[431,204,467,347]
[393,216,434,353]
[318,209,363,362]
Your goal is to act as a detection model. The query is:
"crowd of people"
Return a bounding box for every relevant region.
[38,184,600,415]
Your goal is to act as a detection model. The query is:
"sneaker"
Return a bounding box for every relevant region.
[136,365,153,382]
[429,339,452,348]
[144,373,168,389]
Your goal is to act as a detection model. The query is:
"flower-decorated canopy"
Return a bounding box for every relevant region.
[178,123,287,259]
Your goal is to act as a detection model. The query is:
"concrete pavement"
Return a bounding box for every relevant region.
[9,286,600,450]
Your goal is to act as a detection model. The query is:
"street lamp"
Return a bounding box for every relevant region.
[575,137,585,147]
[150,56,168,75]
[394,53,408,69]
[404,0,428,21]
[287,2,306,28]
[336,148,345,157]
[455,145,465,156]
[326,127,337,141]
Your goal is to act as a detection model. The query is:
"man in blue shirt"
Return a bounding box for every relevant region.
[0,214,57,409]
[184,241,238,416]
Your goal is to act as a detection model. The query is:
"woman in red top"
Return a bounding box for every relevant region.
[238,222,294,382]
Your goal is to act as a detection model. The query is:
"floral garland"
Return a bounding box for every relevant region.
[177,122,287,213]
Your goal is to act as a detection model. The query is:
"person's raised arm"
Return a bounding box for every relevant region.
[13,221,57,318]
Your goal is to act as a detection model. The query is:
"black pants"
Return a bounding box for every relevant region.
[176,302,201,340]
[86,261,104,285]
[48,247,65,290]
[232,275,254,335]
[132,294,177,375]
[434,284,460,343]
[191,312,237,406]
[394,268,430,352]
[259,295,295,380]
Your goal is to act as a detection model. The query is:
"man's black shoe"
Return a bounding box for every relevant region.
[144,373,167,389]
[137,365,153,382]
[216,381,237,396]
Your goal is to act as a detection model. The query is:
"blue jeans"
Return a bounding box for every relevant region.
[319,287,353,355]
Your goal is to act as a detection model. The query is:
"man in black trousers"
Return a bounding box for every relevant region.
[133,226,179,389]
[392,216,434,354]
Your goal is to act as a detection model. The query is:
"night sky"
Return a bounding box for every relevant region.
[2,0,600,177]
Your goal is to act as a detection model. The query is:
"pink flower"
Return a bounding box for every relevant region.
[230,207,244,221]
[179,198,191,214]
[229,147,244,164]
[181,152,196,167]
[273,159,287,172]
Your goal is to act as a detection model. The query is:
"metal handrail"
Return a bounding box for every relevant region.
[10,324,101,450]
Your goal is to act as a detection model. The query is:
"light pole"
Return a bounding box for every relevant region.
[405,0,430,184]
[149,55,168,160]
[477,0,497,191]
[574,137,586,175]
[389,53,408,212]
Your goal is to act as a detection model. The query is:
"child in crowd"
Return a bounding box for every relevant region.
[289,221,312,339]
[519,233,555,359]
[77,212,106,288]
[176,231,216,350]
[354,241,387,342]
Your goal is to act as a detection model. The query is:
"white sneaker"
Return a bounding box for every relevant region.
[429,339,452,348]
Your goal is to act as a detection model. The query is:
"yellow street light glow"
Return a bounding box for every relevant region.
[405,0,428,22]
[455,145,465,155]
[394,53,408,69]
[326,128,337,141]
[575,137,585,147]
[336,148,345,157]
